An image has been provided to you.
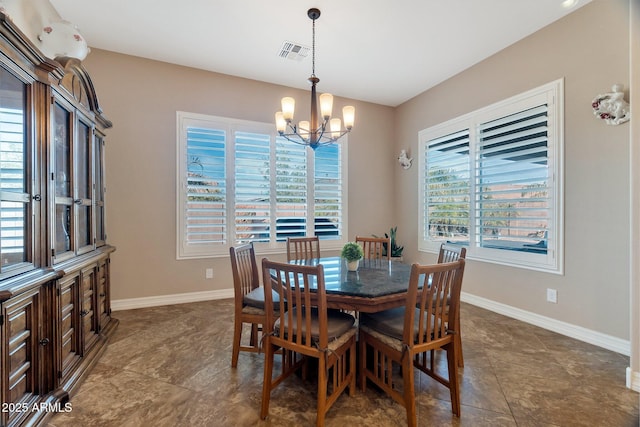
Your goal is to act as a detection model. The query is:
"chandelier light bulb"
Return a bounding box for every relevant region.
[319,93,333,120]
[281,97,295,122]
[275,112,287,133]
[343,106,355,130]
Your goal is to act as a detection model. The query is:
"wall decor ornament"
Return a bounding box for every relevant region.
[592,84,630,125]
[398,149,413,169]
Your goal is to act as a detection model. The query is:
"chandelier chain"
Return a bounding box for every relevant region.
[311,16,316,77]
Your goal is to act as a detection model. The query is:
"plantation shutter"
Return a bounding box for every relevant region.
[476,104,550,251]
[314,144,342,239]
[185,127,226,247]
[275,137,307,240]
[234,131,271,243]
[425,129,471,242]
[0,104,27,262]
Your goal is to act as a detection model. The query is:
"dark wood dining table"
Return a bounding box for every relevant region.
[288,256,413,313]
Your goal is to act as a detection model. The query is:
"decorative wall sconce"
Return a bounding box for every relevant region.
[398,149,413,169]
[592,84,630,125]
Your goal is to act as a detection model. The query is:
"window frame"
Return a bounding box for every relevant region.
[418,79,564,273]
[176,111,348,259]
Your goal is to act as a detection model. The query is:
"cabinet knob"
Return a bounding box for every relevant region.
[33,194,42,201]
[99,293,106,297]
[80,309,89,317]
[74,199,82,204]
[39,338,50,346]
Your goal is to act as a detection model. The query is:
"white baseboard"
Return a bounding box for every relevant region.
[627,367,640,392]
[112,288,637,389]
[461,292,631,356]
[111,288,233,311]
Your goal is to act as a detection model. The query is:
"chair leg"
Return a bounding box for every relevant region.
[455,328,464,367]
[446,342,461,416]
[402,352,417,427]
[231,317,242,368]
[250,323,259,348]
[359,333,367,391]
[260,342,274,420]
[316,356,327,427]
[349,339,356,396]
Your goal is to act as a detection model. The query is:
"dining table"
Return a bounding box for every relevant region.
[288,256,413,313]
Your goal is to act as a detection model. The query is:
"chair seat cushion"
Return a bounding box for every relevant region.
[243,287,280,309]
[359,307,408,341]
[360,307,442,342]
[274,307,355,342]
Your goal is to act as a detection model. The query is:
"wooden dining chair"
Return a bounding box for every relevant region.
[437,243,467,367]
[359,259,466,426]
[355,236,390,261]
[286,236,320,261]
[260,258,357,427]
[229,243,279,367]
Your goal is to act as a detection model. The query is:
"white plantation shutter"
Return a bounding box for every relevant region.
[275,138,307,240]
[424,129,470,243]
[314,144,342,239]
[234,131,271,243]
[0,106,28,259]
[476,105,550,250]
[182,125,226,256]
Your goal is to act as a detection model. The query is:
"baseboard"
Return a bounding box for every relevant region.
[461,292,631,356]
[111,289,234,311]
[112,288,630,356]
[627,367,640,392]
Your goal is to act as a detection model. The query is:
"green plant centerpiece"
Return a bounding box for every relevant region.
[341,242,364,271]
[375,226,404,259]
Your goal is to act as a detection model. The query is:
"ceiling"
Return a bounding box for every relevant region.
[49,0,591,107]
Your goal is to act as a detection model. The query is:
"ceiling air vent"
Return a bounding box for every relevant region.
[278,41,310,61]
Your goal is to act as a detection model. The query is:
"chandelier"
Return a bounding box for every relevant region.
[275,8,355,150]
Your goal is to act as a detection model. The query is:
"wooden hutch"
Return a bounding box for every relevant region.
[0,12,117,427]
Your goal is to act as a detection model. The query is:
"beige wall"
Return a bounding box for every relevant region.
[81,50,395,302]
[395,0,632,340]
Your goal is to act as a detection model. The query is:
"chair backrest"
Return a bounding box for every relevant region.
[403,259,466,349]
[437,243,467,264]
[261,258,329,349]
[229,243,259,304]
[356,236,390,260]
[286,236,321,261]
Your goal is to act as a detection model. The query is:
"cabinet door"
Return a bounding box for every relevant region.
[75,116,94,255]
[80,265,98,352]
[52,98,74,262]
[96,258,110,331]
[94,133,106,247]
[56,272,81,382]
[1,287,43,427]
[0,63,37,278]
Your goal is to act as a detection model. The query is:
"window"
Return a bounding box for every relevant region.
[177,112,347,258]
[419,79,563,273]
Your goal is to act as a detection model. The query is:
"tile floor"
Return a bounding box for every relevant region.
[48,300,639,426]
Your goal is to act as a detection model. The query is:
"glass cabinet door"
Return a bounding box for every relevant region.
[75,117,93,254]
[94,132,105,246]
[0,65,33,276]
[53,99,73,259]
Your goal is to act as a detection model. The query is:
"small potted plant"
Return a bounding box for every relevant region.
[341,242,364,271]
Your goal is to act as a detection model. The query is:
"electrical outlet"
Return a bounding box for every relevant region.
[546,288,557,303]
[205,268,213,279]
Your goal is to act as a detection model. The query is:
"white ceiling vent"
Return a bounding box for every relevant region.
[278,41,310,61]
